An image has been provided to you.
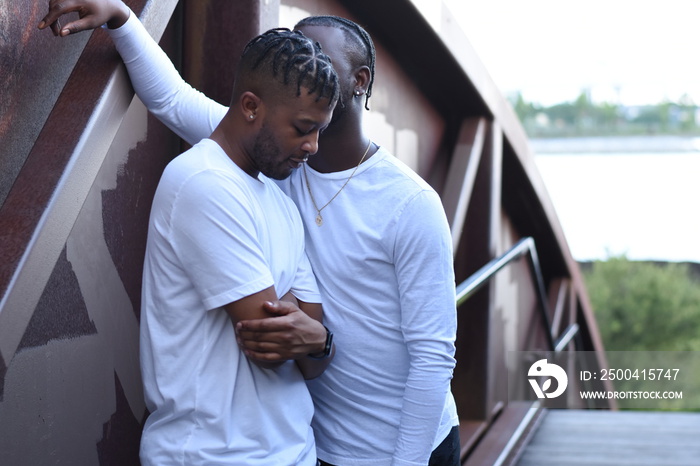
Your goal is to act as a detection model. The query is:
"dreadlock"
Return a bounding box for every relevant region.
[240,28,339,106]
[295,16,376,111]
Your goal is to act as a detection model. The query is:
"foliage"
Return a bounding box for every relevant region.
[583,257,700,411]
[583,256,700,351]
[509,91,700,138]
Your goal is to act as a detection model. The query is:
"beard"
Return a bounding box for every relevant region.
[252,123,290,180]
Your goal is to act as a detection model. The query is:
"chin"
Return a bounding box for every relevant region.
[266,169,293,181]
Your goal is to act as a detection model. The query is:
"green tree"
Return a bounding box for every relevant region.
[590,101,620,133]
[583,256,700,351]
[547,101,578,127]
[511,92,539,120]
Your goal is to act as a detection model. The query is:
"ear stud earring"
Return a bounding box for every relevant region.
[249,114,255,119]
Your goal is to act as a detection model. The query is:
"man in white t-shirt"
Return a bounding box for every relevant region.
[41,15,340,464]
[41,2,460,465]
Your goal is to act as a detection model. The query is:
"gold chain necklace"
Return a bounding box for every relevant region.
[303,139,372,226]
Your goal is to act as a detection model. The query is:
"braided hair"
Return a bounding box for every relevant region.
[295,16,376,110]
[239,28,339,106]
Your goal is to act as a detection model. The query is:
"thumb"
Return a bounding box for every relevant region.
[58,17,102,36]
[262,300,297,316]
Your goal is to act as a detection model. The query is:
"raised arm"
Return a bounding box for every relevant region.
[39,0,225,145]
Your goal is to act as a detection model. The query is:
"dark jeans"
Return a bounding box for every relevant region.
[429,425,461,465]
[319,425,461,466]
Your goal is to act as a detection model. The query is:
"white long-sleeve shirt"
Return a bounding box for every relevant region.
[109,12,459,465]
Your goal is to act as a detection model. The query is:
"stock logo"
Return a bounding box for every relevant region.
[528,359,568,399]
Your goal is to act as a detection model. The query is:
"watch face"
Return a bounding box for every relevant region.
[324,329,333,356]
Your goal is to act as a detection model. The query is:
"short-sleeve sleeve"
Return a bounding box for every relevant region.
[290,250,321,304]
[170,169,274,310]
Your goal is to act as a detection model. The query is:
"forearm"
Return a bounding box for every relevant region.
[235,297,333,378]
[295,324,334,380]
[392,296,457,463]
[107,9,224,144]
[393,349,455,464]
[225,287,285,371]
[277,292,333,379]
[288,298,334,379]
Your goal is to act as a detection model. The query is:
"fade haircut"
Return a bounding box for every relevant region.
[237,28,339,106]
[295,16,376,110]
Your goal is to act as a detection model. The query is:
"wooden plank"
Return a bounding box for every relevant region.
[459,419,489,460]
[516,410,700,466]
[463,402,542,466]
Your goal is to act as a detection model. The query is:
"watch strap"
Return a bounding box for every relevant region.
[307,325,333,360]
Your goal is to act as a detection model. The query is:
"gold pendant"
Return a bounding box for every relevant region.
[315,213,323,226]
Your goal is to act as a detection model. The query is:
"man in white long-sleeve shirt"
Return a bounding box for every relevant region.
[41,1,461,464]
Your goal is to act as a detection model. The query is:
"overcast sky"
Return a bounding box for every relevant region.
[441,0,700,106]
[414,0,700,263]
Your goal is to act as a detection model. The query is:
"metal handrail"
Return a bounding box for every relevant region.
[455,237,575,352]
[554,323,579,352]
[454,238,598,415]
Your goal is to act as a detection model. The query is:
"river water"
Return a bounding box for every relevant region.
[531,137,700,263]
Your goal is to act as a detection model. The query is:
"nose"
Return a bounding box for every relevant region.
[301,132,320,155]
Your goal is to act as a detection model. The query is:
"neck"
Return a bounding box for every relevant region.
[210,120,259,179]
[308,115,375,173]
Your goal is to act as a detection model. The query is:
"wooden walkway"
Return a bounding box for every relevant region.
[515,410,700,466]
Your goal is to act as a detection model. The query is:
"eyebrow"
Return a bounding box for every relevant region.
[296,117,329,131]
[297,117,321,126]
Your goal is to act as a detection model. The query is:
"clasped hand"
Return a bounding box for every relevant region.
[236,300,326,363]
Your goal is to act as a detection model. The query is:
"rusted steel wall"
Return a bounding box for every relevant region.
[0,1,90,207]
[0,1,179,463]
[181,0,267,106]
[0,102,176,465]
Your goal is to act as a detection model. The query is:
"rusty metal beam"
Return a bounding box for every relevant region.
[181,0,275,106]
[0,0,177,375]
[442,117,487,252]
[452,120,503,421]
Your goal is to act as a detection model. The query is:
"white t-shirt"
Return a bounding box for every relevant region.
[140,138,320,465]
[111,12,458,465]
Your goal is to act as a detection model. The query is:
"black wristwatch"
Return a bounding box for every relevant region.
[307,325,333,360]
